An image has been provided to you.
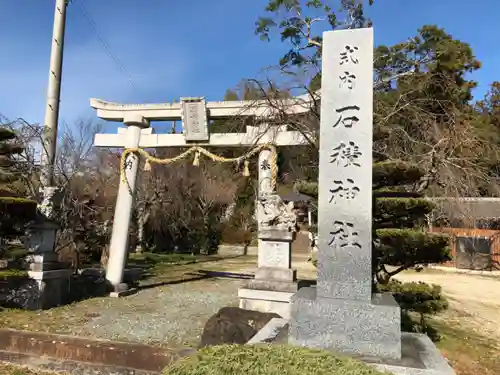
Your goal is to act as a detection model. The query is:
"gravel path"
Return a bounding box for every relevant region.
[70,277,245,348]
[61,254,313,349]
[1,255,257,349]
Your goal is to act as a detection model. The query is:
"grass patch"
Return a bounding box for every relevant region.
[430,318,500,375]
[163,344,389,375]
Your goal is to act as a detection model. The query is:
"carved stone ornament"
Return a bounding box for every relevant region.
[37,187,61,220]
[256,193,297,232]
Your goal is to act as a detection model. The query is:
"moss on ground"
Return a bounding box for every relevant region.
[129,252,200,264]
[0,364,59,375]
[163,344,389,375]
[0,269,28,278]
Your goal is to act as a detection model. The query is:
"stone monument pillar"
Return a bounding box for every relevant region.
[288,28,402,359]
[238,149,298,319]
[106,114,149,296]
[21,187,72,310]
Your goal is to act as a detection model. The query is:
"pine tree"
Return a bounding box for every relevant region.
[295,158,451,284]
[0,126,37,254]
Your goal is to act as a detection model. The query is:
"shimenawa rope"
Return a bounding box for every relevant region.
[119,144,278,192]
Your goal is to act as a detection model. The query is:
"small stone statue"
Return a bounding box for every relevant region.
[256,194,297,232]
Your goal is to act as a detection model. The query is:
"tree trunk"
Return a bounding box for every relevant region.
[100,244,109,270]
[73,239,84,274]
[100,220,111,269]
[376,268,391,285]
[135,211,149,253]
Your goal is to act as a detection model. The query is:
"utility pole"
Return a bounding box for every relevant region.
[40,0,69,191]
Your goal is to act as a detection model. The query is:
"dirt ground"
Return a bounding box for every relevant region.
[395,270,500,342]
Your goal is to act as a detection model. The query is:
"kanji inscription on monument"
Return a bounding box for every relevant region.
[329,179,360,203]
[317,28,374,301]
[333,105,360,128]
[181,97,209,142]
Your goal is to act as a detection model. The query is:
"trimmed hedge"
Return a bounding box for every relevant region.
[163,345,388,375]
[379,279,448,316]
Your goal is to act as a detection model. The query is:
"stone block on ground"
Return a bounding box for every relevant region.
[200,307,281,348]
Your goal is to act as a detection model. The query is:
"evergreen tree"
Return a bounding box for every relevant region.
[294,160,451,284]
[0,126,37,254]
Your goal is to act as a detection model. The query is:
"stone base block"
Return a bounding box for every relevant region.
[238,288,294,319]
[289,287,401,359]
[245,279,298,293]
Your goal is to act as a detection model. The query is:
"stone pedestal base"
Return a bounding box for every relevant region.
[239,266,298,318]
[289,287,402,360]
[238,288,294,319]
[25,269,72,310]
[241,228,298,317]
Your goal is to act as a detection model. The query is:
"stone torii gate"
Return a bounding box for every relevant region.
[91,95,312,297]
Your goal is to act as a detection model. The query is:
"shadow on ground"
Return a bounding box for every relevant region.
[137,268,317,291]
[134,254,246,281]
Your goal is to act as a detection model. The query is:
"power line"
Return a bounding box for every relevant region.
[73,0,143,96]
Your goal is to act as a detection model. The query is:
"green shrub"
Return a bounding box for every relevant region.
[379,280,448,340]
[163,345,389,375]
[378,280,448,316]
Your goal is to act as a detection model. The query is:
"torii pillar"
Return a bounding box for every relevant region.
[106,114,149,294]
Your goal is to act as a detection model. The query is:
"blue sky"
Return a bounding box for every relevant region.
[1,0,499,129]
